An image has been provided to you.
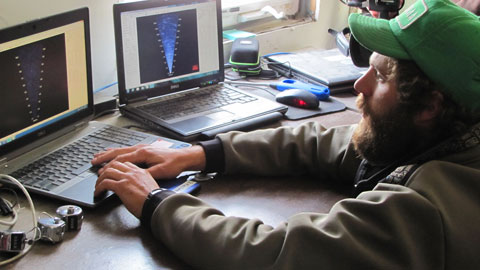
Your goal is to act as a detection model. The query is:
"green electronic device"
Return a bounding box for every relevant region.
[229,38,261,75]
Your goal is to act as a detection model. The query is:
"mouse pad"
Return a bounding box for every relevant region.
[250,88,346,120]
[281,98,346,120]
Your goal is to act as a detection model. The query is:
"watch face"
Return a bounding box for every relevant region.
[149,188,166,197]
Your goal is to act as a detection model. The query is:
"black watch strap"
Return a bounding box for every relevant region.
[141,188,175,228]
[197,137,225,173]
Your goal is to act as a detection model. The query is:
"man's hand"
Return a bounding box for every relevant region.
[92,144,206,218]
[94,161,159,218]
[92,144,206,179]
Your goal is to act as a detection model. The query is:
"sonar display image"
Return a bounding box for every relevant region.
[0,34,69,138]
[136,9,200,83]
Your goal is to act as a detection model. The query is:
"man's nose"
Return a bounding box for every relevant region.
[353,68,374,97]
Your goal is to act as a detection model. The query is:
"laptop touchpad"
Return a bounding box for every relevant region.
[173,112,234,132]
[206,111,235,121]
[59,174,113,206]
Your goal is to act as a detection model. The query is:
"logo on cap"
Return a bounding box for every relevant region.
[396,0,429,29]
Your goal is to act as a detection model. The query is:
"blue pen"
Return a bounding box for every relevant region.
[224,79,330,101]
[271,79,330,101]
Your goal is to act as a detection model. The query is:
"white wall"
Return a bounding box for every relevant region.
[0,0,350,90]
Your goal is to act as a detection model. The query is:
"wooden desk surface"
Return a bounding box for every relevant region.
[2,95,360,269]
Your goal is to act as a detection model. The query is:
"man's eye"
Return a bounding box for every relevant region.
[375,70,386,82]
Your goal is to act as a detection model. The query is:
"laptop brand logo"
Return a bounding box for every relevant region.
[37,130,46,137]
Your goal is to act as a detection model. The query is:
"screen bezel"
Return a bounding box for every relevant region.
[113,0,224,105]
[0,8,94,156]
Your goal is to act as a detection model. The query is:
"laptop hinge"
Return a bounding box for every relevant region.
[126,95,148,105]
[0,157,7,168]
[74,120,89,130]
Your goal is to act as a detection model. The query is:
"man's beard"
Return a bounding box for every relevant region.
[352,94,431,165]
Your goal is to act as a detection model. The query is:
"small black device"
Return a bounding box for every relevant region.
[347,0,403,18]
[336,0,403,67]
[229,38,261,75]
[275,89,320,110]
[328,26,372,67]
[0,197,13,216]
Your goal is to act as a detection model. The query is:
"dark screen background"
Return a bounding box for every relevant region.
[0,34,69,138]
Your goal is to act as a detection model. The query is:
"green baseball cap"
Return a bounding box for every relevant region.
[348,0,480,113]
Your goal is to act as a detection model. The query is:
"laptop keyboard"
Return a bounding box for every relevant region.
[139,86,258,121]
[11,126,156,191]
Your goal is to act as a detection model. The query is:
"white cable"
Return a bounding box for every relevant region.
[261,5,285,19]
[0,174,38,267]
[41,211,55,219]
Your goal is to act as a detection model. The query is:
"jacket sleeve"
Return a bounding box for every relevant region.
[217,122,361,184]
[151,183,444,270]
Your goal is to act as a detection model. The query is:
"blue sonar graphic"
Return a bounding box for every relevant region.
[156,14,179,74]
[137,9,199,83]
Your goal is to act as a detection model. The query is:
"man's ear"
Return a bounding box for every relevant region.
[415,91,444,126]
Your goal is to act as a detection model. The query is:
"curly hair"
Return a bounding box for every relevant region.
[393,59,477,138]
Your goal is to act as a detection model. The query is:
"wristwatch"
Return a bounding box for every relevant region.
[141,188,175,228]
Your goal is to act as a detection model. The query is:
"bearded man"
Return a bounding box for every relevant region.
[93,0,480,268]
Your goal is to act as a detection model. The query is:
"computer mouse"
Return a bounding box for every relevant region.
[275,89,320,109]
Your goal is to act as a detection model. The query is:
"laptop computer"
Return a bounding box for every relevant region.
[266,48,367,94]
[113,0,288,141]
[0,8,198,208]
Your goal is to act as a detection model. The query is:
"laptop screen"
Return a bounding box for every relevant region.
[114,0,224,104]
[0,8,93,155]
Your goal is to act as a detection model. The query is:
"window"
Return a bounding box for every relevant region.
[221,0,305,30]
[220,0,352,62]
[115,0,308,31]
